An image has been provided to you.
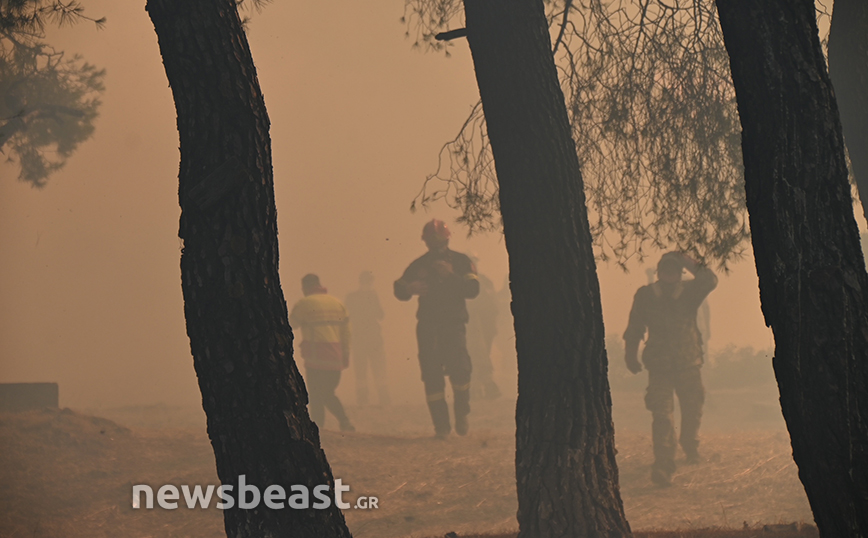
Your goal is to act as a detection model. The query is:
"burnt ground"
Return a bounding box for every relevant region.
[0,382,814,538]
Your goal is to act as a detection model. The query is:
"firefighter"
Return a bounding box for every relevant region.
[623,251,718,487]
[466,264,501,400]
[345,271,391,406]
[394,219,480,438]
[290,274,355,432]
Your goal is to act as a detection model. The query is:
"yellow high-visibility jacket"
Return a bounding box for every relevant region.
[289,293,351,371]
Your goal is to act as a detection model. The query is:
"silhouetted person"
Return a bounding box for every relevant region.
[466,266,501,400]
[290,274,355,432]
[394,219,479,438]
[624,252,718,487]
[345,271,390,406]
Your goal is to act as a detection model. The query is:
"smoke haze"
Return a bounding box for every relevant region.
[0,0,787,412]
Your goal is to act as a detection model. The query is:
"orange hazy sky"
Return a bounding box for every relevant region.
[0,0,802,410]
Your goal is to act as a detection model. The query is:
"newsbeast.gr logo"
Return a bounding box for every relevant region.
[132,476,379,510]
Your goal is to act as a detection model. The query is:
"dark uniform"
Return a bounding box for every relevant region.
[395,249,479,436]
[624,265,717,476]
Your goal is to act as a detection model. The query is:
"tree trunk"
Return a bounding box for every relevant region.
[146,1,352,536]
[462,1,631,536]
[828,0,868,223]
[716,1,868,536]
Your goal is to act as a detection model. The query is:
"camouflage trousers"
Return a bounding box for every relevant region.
[645,365,705,473]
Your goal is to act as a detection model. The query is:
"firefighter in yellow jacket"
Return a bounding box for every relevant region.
[624,251,718,487]
[290,274,355,432]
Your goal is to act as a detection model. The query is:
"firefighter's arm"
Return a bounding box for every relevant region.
[445,257,479,299]
[624,338,642,374]
[394,279,412,301]
[682,254,718,296]
[394,263,418,301]
[452,271,480,299]
[622,289,647,374]
[395,279,428,299]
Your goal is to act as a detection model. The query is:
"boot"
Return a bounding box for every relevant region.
[455,411,469,436]
[684,448,702,464]
[453,384,471,436]
[427,397,451,438]
[651,466,673,487]
[651,452,676,488]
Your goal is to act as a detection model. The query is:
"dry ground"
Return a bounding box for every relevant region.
[0,389,813,538]
[443,530,818,538]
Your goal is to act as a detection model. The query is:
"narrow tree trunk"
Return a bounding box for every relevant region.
[146,1,352,536]
[828,0,868,222]
[462,1,631,536]
[716,1,868,536]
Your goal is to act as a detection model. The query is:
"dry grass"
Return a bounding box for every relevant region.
[0,394,813,538]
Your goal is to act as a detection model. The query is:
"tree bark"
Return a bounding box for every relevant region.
[828,0,868,223]
[716,1,868,536]
[462,1,631,536]
[146,1,352,536]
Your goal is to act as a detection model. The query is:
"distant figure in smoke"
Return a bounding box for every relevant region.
[466,260,501,400]
[624,252,718,487]
[394,219,480,438]
[290,274,355,432]
[345,271,391,406]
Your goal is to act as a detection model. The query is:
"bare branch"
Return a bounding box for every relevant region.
[435,27,467,41]
[406,0,830,268]
[552,0,573,54]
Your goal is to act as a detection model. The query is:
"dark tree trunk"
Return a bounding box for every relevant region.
[716,1,868,536]
[828,0,868,222]
[462,1,631,536]
[146,1,352,536]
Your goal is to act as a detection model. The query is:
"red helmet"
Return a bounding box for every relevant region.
[422,219,451,241]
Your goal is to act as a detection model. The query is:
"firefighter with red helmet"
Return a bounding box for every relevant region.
[394,219,480,438]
